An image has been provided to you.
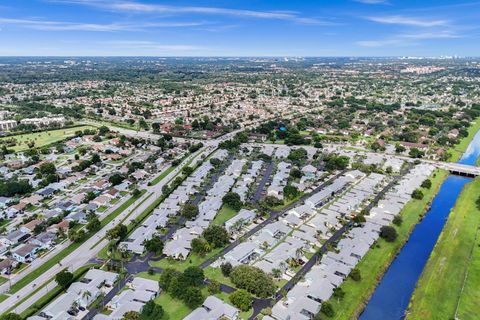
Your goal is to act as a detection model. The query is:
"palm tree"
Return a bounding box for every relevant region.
[69,301,80,315]
[295,247,304,260]
[82,290,92,303]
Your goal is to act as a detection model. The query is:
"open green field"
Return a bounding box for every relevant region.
[323,169,448,320]
[149,277,252,320]
[204,266,236,287]
[154,292,192,320]
[212,205,238,226]
[407,177,480,319]
[0,125,96,152]
[150,247,223,272]
[448,117,480,162]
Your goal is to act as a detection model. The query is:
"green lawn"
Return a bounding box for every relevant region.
[97,205,108,213]
[264,140,285,145]
[150,247,223,272]
[407,177,480,319]
[270,193,304,211]
[0,125,96,152]
[154,289,206,320]
[154,284,252,320]
[204,266,235,287]
[323,169,448,320]
[212,205,238,226]
[448,117,480,162]
[137,271,161,281]
[138,268,253,319]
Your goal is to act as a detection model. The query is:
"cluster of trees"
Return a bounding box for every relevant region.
[106,223,128,241]
[73,153,101,172]
[181,204,199,220]
[191,116,222,131]
[283,185,300,200]
[159,267,205,308]
[409,148,425,159]
[74,128,97,137]
[289,167,303,180]
[191,225,229,256]
[188,142,204,153]
[69,213,102,243]
[421,179,432,189]
[323,154,349,171]
[218,132,248,150]
[411,189,424,200]
[229,265,276,298]
[117,300,164,320]
[287,148,308,164]
[229,289,252,311]
[55,270,74,289]
[127,161,144,174]
[262,195,283,208]
[380,226,398,242]
[274,126,307,146]
[86,213,102,233]
[109,173,126,186]
[222,192,243,211]
[0,178,32,197]
[138,300,164,320]
[144,235,164,255]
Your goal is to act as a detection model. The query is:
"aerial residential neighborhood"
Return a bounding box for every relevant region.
[0,1,480,320]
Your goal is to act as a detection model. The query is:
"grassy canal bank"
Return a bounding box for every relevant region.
[406,177,480,319]
[448,117,480,162]
[321,169,448,320]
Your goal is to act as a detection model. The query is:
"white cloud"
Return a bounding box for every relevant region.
[51,0,330,25]
[354,0,388,4]
[107,40,207,53]
[401,31,461,39]
[356,39,404,47]
[0,17,207,32]
[357,31,462,47]
[366,15,449,27]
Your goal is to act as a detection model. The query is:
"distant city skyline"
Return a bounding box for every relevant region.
[0,0,479,56]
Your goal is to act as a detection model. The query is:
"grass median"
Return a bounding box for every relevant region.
[407,177,480,319]
[322,169,448,320]
[5,264,97,317]
[150,166,176,186]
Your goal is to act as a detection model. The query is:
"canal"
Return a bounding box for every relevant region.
[359,129,480,320]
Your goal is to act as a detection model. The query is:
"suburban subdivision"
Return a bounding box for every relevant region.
[1,6,480,318]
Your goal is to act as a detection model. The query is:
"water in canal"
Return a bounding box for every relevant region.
[359,129,480,320]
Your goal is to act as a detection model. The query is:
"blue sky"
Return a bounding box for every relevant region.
[0,0,479,56]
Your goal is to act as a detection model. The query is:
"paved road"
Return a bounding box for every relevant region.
[0,146,213,315]
[247,164,414,320]
[199,171,347,270]
[6,116,317,316]
[252,160,274,202]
